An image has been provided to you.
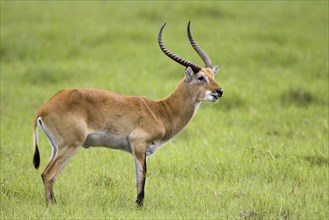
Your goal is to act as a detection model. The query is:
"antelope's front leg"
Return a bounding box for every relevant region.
[132,143,147,207]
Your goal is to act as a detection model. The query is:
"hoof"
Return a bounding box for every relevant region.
[136,198,144,207]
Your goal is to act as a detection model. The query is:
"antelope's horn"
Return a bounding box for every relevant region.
[158,23,202,73]
[187,21,212,68]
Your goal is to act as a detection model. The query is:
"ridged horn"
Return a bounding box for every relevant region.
[187,21,212,68]
[158,23,202,73]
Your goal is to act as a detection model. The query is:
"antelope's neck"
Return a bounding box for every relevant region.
[159,80,201,140]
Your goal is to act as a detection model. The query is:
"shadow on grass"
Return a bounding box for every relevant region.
[280,88,317,107]
[303,155,329,167]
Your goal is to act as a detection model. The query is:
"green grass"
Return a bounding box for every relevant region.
[1,1,328,219]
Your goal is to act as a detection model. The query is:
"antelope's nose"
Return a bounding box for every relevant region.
[216,88,223,97]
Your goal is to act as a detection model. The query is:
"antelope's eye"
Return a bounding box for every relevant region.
[197,76,205,81]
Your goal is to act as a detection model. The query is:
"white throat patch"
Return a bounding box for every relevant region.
[192,102,201,119]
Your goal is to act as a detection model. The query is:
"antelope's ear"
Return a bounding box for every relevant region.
[184,66,194,82]
[212,65,220,75]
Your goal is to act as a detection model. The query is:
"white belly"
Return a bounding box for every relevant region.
[83,131,167,156]
[83,131,131,153]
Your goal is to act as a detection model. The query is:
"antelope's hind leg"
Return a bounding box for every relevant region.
[39,117,87,206]
[41,144,81,206]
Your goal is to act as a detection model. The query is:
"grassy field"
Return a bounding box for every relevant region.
[1,1,328,219]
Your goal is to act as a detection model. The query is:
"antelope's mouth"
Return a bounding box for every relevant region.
[211,94,219,99]
[210,88,223,102]
[210,93,220,102]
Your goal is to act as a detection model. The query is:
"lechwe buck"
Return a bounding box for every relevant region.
[33,21,223,206]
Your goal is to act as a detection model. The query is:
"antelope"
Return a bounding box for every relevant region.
[33,21,223,206]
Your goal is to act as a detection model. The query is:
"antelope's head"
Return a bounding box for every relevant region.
[158,21,223,103]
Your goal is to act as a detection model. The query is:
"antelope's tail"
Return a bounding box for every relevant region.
[33,117,41,169]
